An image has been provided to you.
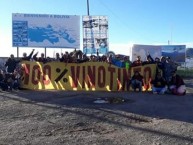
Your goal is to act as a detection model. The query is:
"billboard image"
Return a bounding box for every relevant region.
[132,44,162,62]
[12,13,80,48]
[161,45,186,62]
[83,16,108,55]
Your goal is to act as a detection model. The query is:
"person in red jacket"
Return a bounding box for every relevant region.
[169,71,186,95]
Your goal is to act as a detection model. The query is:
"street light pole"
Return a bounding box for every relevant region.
[85,0,90,55]
[87,0,90,15]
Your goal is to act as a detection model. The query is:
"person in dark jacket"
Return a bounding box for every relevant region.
[151,72,167,94]
[5,54,19,73]
[130,71,144,92]
[33,52,47,63]
[21,49,35,61]
[142,53,155,65]
[132,56,143,67]
[0,69,8,91]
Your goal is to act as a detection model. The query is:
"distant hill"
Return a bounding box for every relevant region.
[186,48,193,58]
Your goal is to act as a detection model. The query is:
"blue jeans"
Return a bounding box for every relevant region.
[152,86,167,94]
[131,80,142,91]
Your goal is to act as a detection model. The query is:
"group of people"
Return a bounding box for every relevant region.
[129,54,186,95]
[1,49,186,95]
[0,68,20,91]
[130,69,186,96]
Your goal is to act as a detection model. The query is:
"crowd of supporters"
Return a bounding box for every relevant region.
[0,49,186,95]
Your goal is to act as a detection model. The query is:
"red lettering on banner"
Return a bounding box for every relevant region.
[143,66,152,90]
[122,69,131,91]
[43,65,51,85]
[98,66,105,88]
[108,67,115,90]
[117,68,121,90]
[87,66,96,88]
[82,66,86,88]
[32,65,41,85]
[71,66,80,88]
[23,64,30,85]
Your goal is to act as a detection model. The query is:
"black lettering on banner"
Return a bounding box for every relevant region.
[55,68,68,83]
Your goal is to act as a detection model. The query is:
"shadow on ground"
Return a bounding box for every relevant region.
[0,79,193,143]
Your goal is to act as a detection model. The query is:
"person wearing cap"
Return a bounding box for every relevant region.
[169,71,186,95]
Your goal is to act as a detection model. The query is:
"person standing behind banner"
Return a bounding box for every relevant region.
[154,57,162,75]
[151,72,167,94]
[123,56,132,69]
[33,52,47,63]
[169,71,186,95]
[5,54,19,73]
[54,52,61,62]
[21,49,35,61]
[132,55,143,67]
[160,56,177,85]
[142,53,155,65]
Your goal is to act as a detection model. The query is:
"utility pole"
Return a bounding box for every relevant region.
[85,0,90,55]
[170,25,173,45]
[87,0,90,15]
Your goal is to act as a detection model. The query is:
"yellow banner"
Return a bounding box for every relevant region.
[20,61,156,91]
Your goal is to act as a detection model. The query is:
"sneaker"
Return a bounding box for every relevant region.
[159,92,165,95]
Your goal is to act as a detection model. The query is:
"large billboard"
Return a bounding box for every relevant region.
[12,13,80,48]
[161,45,186,62]
[83,16,108,55]
[132,44,162,62]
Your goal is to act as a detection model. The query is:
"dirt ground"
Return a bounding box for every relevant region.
[0,79,193,145]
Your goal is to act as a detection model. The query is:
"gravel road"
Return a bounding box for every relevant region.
[0,79,193,145]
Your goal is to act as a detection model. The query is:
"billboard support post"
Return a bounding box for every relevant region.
[17,47,19,58]
[45,47,47,58]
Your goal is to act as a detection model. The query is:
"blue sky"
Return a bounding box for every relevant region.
[0,0,193,57]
